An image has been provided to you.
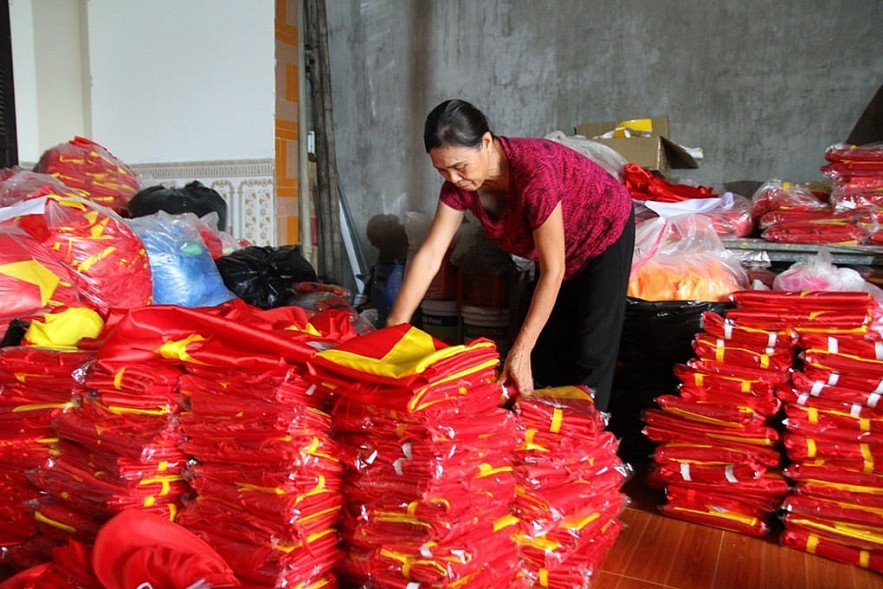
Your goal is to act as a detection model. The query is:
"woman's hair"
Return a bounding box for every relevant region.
[423,99,491,152]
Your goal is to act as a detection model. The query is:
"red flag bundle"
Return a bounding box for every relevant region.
[0,346,94,564]
[29,373,190,550]
[512,386,629,587]
[824,143,883,215]
[751,294,883,570]
[1,195,152,312]
[33,136,140,214]
[308,324,520,587]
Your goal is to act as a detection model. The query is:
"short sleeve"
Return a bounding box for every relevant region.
[439,182,469,211]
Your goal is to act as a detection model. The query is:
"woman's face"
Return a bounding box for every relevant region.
[428,132,492,192]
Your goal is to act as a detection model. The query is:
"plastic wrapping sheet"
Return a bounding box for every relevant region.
[518,506,625,574]
[516,429,621,470]
[800,332,883,356]
[185,471,341,524]
[648,469,790,496]
[3,195,152,311]
[30,458,187,519]
[0,227,85,332]
[784,462,883,488]
[182,430,342,471]
[643,409,780,449]
[783,413,883,445]
[792,479,883,509]
[656,394,767,428]
[678,385,782,417]
[31,500,104,543]
[777,384,883,415]
[180,368,328,411]
[781,528,883,574]
[799,366,883,400]
[762,221,868,245]
[0,539,100,589]
[329,374,504,428]
[691,332,795,372]
[191,525,342,587]
[360,555,521,589]
[749,180,830,220]
[758,209,857,230]
[52,400,183,461]
[653,442,782,469]
[644,406,778,437]
[729,290,877,311]
[700,311,799,349]
[660,496,773,536]
[783,432,883,463]
[515,486,627,541]
[180,397,333,437]
[802,348,883,380]
[783,513,883,551]
[784,401,883,433]
[126,211,236,307]
[666,484,783,513]
[52,440,185,483]
[33,136,140,213]
[342,516,519,585]
[722,309,872,334]
[342,495,513,548]
[0,168,80,206]
[175,493,341,549]
[651,459,766,484]
[672,362,777,396]
[83,360,184,412]
[784,493,883,527]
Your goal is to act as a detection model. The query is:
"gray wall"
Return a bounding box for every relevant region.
[326,0,883,264]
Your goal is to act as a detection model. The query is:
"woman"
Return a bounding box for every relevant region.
[386,99,634,411]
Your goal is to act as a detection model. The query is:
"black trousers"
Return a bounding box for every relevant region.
[531,208,635,411]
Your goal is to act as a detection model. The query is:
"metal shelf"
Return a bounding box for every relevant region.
[721,238,883,267]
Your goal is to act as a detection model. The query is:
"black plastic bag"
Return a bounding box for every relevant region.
[216,245,317,309]
[610,297,733,462]
[128,181,228,229]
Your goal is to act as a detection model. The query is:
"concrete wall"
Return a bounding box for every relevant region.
[326,0,883,261]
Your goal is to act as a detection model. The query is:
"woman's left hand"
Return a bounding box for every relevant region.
[499,340,534,395]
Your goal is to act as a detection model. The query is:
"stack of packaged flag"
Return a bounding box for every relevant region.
[31,356,189,555]
[92,301,355,588]
[771,290,883,573]
[308,324,522,588]
[176,367,345,588]
[512,385,629,588]
[824,144,883,221]
[644,290,800,536]
[0,346,94,568]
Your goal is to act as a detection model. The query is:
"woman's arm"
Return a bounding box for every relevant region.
[500,202,566,393]
[386,201,464,326]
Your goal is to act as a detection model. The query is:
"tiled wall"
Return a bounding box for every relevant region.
[130,159,275,246]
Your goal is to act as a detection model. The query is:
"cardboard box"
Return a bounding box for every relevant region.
[574,116,698,177]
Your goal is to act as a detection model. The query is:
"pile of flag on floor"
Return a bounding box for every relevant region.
[308,324,523,588]
[643,291,800,536]
[0,345,94,568]
[771,292,883,573]
[512,386,629,588]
